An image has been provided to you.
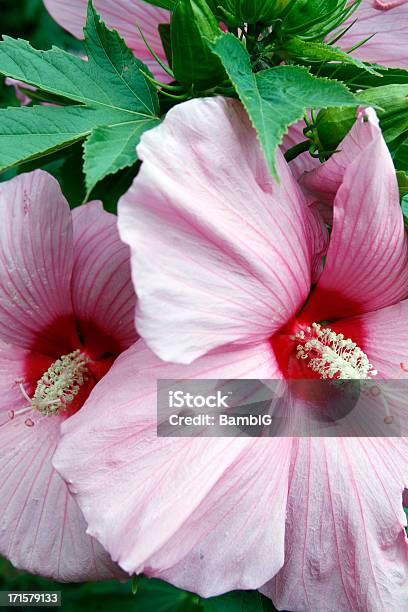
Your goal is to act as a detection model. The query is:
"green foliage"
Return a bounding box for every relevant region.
[171,0,226,88]
[0,0,83,53]
[142,0,177,9]
[210,33,357,177]
[0,2,160,196]
[280,0,361,40]
[310,62,408,90]
[206,0,291,26]
[397,171,408,199]
[281,37,379,75]
[0,557,276,612]
[316,84,408,164]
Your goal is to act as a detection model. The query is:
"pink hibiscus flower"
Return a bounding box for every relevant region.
[43,0,408,74]
[0,170,137,580]
[53,98,408,609]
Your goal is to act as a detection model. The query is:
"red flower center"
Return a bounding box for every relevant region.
[13,315,123,427]
[272,318,376,380]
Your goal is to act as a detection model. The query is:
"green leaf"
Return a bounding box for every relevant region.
[210,33,357,176]
[397,171,408,200]
[0,556,277,612]
[316,83,408,153]
[202,590,276,611]
[392,133,408,172]
[171,0,225,88]
[281,37,379,76]
[0,105,111,168]
[402,195,408,229]
[159,23,173,66]
[311,63,408,90]
[0,1,160,192]
[83,120,157,195]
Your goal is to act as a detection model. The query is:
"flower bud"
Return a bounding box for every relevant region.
[206,0,292,26]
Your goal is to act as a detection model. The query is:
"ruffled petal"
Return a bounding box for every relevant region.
[53,340,292,596]
[262,437,408,611]
[0,171,77,356]
[301,108,379,205]
[304,109,408,321]
[43,0,170,80]
[338,0,408,68]
[0,344,124,581]
[119,97,313,364]
[71,201,137,354]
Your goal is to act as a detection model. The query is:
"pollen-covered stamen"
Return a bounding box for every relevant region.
[292,323,377,380]
[23,349,90,417]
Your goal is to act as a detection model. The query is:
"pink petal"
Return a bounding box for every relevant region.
[53,340,292,595]
[4,78,33,106]
[305,199,330,284]
[303,109,408,321]
[262,437,408,611]
[71,201,137,353]
[119,97,313,364]
[301,108,380,205]
[338,0,408,68]
[0,344,124,581]
[0,171,77,355]
[43,0,170,80]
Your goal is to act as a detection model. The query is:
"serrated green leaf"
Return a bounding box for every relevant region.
[311,63,408,90]
[0,1,160,190]
[83,119,158,196]
[209,33,357,176]
[0,105,112,169]
[282,37,379,76]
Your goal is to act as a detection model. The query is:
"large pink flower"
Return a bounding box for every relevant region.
[53,98,408,609]
[0,170,137,580]
[43,0,170,80]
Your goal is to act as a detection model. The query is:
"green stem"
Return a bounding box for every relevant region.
[284,140,311,162]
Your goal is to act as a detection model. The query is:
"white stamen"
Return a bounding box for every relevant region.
[292,323,377,380]
[14,350,89,420]
[18,382,32,403]
[9,405,32,419]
